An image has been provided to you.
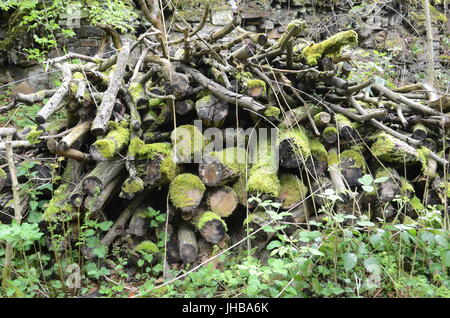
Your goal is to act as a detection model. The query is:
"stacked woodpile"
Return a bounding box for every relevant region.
[1,5,449,267]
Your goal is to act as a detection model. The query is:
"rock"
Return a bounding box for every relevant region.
[25,65,49,91]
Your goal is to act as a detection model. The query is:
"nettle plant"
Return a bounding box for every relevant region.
[0,0,137,63]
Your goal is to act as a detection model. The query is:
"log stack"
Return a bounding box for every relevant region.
[1,5,449,267]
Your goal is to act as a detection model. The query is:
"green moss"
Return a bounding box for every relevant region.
[93,139,116,158]
[302,30,358,66]
[417,147,431,173]
[279,174,308,208]
[246,79,267,96]
[149,98,163,108]
[340,150,367,171]
[247,140,280,197]
[279,126,311,158]
[328,151,339,166]
[209,147,247,175]
[263,106,280,118]
[198,211,227,231]
[171,125,206,162]
[309,139,327,162]
[129,82,144,101]
[323,126,338,137]
[134,240,159,254]
[122,177,145,194]
[92,121,130,158]
[400,177,415,193]
[235,72,253,81]
[0,168,6,179]
[371,132,417,163]
[169,173,206,208]
[232,177,247,205]
[26,126,43,145]
[335,114,352,127]
[73,72,84,80]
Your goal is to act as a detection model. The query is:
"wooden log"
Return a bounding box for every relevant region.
[57,121,91,152]
[177,223,198,264]
[327,148,349,200]
[91,42,131,135]
[90,121,131,161]
[47,138,90,162]
[335,114,357,141]
[0,140,31,150]
[322,126,338,144]
[313,111,331,127]
[278,126,311,169]
[128,206,149,237]
[42,159,84,222]
[171,124,206,163]
[179,65,266,113]
[198,147,246,187]
[310,176,334,208]
[119,177,145,200]
[169,173,205,212]
[15,89,57,105]
[83,177,122,215]
[85,192,147,259]
[370,132,419,165]
[175,99,195,116]
[329,148,367,188]
[195,93,229,127]
[36,64,72,124]
[0,128,17,137]
[82,159,125,196]
[207,186,238,218]
[375,168,400,203]
[305,139,328,178]
[193,210,227,244]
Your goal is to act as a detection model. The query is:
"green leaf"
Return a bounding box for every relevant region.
[266,240,282,250]
[362,185,374,193]
[358,174,373,186]
[374,176,389,183]
[441,250,450,267]
[342,252,357,271]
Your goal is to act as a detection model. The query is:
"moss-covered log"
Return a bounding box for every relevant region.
[278,174,308,210]
[278,126,311,169]
[247,138,280,198]
[193,210,227,244]
[82,159,125,196]
[90,121,131,161]
[198,147,246,187]
[169,173,206,212]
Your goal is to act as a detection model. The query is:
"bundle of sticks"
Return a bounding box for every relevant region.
[1,4,449,266]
